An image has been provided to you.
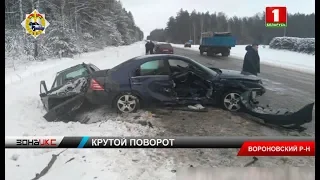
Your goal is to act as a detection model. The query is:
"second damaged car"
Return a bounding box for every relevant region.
[39,63,103,121]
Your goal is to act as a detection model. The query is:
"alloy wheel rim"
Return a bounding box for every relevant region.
[224,93,241,111]
[117,95,137,113]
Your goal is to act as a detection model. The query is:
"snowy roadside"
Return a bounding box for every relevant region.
[171,44,315,74]
[5,41,176,180]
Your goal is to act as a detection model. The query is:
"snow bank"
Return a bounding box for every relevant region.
[171,44,315,74]
[269,37,315,55]
[6,42,176,180]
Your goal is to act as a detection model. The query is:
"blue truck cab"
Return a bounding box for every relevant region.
[199,32,236,57]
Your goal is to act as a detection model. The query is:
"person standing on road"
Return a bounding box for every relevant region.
[242,43,260,76]
[149,41,155,54]
[145,41,151,55]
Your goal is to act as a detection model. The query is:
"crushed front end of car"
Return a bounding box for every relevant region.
[240,90,314,130]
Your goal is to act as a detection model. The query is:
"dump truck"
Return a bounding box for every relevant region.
[199,32,236,57]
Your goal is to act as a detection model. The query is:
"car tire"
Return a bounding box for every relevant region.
[221,91,243,112]
[113,92,140,113]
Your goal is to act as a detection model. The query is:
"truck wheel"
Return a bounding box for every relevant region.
[221,52,230,57]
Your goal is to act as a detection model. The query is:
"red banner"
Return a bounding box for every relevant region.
[237,141,315,156]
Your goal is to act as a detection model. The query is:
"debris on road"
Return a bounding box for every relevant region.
[65,157,75,164]
[188,104,205,110]
[240,90,314,131]
[31,149,68,180]
[244,157,259,167]
[168,105,208,112]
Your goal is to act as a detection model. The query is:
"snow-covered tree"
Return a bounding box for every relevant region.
[5,0,144,65]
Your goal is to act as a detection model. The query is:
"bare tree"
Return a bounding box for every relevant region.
[193,22,196,44]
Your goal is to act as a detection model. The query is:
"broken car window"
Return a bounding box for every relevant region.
[168,59,204,74]
[65,67,88,79]
[138,60,169,76]
[55,66,89,87]
[168,59,189,68]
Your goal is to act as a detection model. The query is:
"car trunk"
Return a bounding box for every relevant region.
[157,44,173,54]
[159,48,173,53]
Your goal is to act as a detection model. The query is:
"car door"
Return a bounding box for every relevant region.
[165,56,212,104]
[40,76,62,111]
[40,80,49,111]
[42,71,87,121]
[130,58,176,106]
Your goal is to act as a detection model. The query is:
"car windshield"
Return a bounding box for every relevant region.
[55,65,88,87]
[188,57,220,77]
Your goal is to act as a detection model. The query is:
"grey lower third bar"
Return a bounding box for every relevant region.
[84,136,314,148]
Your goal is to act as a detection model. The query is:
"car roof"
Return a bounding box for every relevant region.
[56,63,88,74]
[111,54,192,72]
[156,42,171,45]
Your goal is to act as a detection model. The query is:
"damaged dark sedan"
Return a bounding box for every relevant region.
[39,54,267,121]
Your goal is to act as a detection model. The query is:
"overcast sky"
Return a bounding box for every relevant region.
[120,0,315,38]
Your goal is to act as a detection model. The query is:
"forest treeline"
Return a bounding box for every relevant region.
[148,9,315,45]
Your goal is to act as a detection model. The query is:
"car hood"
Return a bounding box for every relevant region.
[218,69,260,81]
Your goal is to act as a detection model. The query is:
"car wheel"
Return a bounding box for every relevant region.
[114,92,140,113]
[221,91,242,112]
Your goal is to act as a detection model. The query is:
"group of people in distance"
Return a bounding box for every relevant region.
[145,40,155,55]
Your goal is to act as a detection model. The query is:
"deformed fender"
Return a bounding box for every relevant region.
[240,90,314,127]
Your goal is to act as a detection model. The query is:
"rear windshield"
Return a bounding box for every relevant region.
[55,65,89,87]
[158,44,172,49]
